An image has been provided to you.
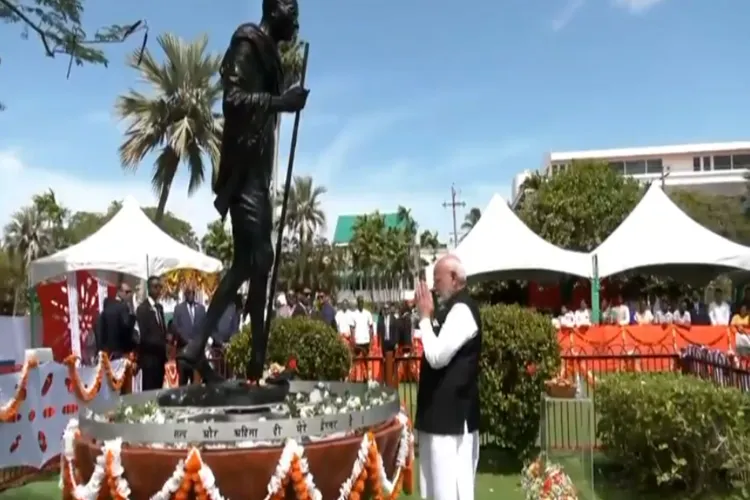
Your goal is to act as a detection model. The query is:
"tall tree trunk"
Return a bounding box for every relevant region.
[12,286,19,316]
[153,152,179,225]
[154,187,171,225]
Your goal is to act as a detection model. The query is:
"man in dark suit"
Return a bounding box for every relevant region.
[96,282,137,360]
[377,303,401,353]
[292,288,311,317]
[317,291,337,330]
[136,276,168,391]
[172,287,206,385]
[689,291,710,326]
[398,303,413,350]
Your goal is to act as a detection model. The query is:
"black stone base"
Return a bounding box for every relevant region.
[156,379,290,408]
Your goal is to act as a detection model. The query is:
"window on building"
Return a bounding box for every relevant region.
[550,163,568,174]
[693,157,701,171]
[733,154,750,169]
[608,161,624,174]
[713,155,731,170]
[624,160,646,175]
[646,159,663,174]
[702,156,712,170]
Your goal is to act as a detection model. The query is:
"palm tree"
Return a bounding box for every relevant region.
[4,207,52,314]
[460,207,481,240]
[419,230,440,262]
[115,33,223,224]
[31,189,69,250]
[349,214,387,301]
[277,175,326,243]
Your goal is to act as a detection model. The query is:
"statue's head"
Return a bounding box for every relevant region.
[262,0,299,42]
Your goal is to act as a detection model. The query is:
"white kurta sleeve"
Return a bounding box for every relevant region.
[418,304,479,369]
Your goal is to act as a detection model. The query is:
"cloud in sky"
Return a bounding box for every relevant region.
[0,146,514,245]
[0,87,527,246]
[612,0,668,14]
[552,0,668,31]
[551,0,585,32]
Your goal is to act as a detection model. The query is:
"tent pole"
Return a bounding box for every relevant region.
[591,255,600,324]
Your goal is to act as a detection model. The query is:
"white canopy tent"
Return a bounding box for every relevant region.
[30,196,222,285]
[593,184,750,279]
[426,194,592,286]
[29,197,222,357]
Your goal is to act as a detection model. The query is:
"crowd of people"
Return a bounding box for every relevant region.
[552,289,750,328]
[91,277,424,388]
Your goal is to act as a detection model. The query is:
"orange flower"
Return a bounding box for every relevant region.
[0,357,38,422]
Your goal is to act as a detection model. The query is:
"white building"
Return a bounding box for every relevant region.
[511,141,750,207]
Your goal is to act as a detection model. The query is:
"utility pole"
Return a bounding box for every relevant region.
[443,184,466,248]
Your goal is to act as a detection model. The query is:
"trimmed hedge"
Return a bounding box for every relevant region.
[596,372,750,494]
[224,316,352,381]
[479,304,561,460]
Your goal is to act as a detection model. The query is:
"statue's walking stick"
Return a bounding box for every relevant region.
[264,42,310,336]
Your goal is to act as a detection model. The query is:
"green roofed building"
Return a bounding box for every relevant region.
[332,212,405,245]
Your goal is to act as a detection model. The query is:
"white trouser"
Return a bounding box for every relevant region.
[418,422,479,500]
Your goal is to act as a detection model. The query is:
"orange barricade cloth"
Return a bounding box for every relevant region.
[558,325,736,381]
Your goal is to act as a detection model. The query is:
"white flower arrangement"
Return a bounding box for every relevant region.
[90,381,397,449]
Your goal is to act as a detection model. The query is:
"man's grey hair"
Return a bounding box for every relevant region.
[438,254,467,284]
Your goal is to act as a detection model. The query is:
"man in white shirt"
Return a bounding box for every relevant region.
[415,255,479,500]
[335,300,355,337]
[709,289,731,326]
[654,299,673,325]
[574,300,591,327]
[559,306,576,328]
[673,300,691,326]
[351,297,373,354]
[615,296,630,326]
[634,301,654,325]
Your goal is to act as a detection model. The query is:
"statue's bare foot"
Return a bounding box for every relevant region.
[177,344,225,385]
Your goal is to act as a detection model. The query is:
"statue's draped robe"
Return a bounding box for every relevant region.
[184,23,284,378]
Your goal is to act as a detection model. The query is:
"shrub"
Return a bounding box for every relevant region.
[479,304,560,460]
[596,372,750,494]
[224,316,352,381]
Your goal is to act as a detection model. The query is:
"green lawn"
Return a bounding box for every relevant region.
[0,459,524,499]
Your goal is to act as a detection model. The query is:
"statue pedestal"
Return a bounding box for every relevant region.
[61,381,414,499]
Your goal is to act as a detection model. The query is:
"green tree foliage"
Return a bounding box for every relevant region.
[115,33,223,224]
[1,0,145,109]
[670,189,750,245]
[276,175,327,243]
[597,372,750,494]
[346,207,420,301]
[66,205,198,248]
[479,304,560,460]
[517,160,642,252]
[201,219,233,268]
[278,235,341,294]
[225,316,351,380]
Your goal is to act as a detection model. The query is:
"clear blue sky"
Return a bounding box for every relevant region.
[0,0,748,241]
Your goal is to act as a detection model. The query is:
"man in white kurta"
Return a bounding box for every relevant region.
[414,255,480,500]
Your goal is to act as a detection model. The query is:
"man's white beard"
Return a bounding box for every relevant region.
[436,289,453,304]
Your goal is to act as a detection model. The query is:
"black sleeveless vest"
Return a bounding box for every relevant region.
[415,288,482,435]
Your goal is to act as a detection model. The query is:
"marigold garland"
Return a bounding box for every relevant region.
[63,353,132,402]
[61,412,414,500]
[0,356,38,423]
[0,353,131,423]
